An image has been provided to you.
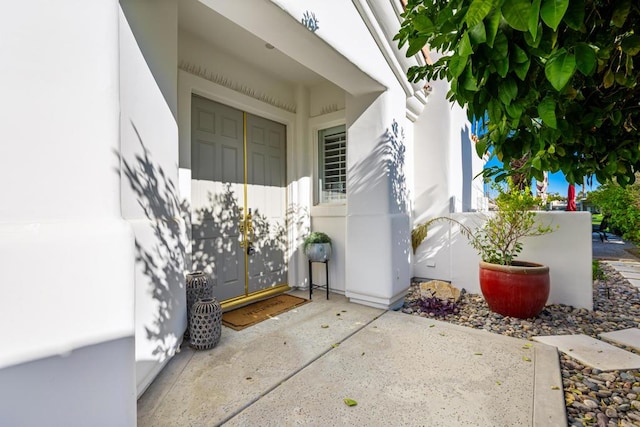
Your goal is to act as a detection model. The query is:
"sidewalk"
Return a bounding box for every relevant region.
[138,291,566,426]
[592,231,640,261]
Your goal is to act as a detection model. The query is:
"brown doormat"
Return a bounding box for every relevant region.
[222,294,310,331]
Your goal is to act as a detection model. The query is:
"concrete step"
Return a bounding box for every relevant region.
[599,328,640,353]
[532,334,640,371]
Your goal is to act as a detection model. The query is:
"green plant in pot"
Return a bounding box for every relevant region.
[413,182,555,319]
[303,231,332,262]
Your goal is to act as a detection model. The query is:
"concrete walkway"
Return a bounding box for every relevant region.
[138,291,566,426]
[592,232,639,261]
[137,231,640,426]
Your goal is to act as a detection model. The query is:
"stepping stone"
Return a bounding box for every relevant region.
[618,270,640,280]
[627,279,640,289]
[532,334,640,371]
[600,328,640,353]
[604,261,640,273]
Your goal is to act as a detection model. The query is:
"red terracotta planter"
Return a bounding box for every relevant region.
[479,261,550,319]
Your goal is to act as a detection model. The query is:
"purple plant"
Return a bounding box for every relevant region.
[417,292,460,317]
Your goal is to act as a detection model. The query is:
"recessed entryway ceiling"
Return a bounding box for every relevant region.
[179,0,325,86]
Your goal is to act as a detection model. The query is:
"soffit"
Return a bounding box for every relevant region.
[179,0,325,86]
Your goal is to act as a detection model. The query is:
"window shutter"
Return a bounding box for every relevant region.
[318,125,346,204]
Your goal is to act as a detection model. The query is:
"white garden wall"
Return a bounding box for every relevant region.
[414,212,593,310]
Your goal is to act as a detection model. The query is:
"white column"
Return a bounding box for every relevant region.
[344,90,411,309]
[291,84,311,288]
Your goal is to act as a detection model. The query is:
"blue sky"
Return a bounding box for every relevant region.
[536,171,599,196]
[484,157,600,197]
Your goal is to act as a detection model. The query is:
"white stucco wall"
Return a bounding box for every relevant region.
[415,212,593,310]
[0,1,135,425]
[447,102,477,213]
[120,0,178,118]
[345,89,412,309]
[413,77,486,215]
[271,0,398,90]
[413,79,454,218]
[411,74,487,280]
[262,0,416,309]
[412,79,454,279]
[120,4,186,397]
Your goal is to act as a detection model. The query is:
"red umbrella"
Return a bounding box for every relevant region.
[566,184,577,211]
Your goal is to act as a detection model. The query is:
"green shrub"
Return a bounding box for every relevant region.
[592,260,604,281]
[589,180,640,242]
[303,232,331,252]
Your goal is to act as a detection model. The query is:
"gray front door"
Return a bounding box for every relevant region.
[245,113,287,294]
[191,95,287,303]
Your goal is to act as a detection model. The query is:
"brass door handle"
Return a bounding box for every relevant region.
[245,208,255,241]
[239,208,255,251]
[239,207,246,247]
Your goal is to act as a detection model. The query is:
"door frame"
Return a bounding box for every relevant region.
[178,70,304,308]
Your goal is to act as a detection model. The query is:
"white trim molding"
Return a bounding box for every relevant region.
[351,0,429,122]
[179,61,297,113]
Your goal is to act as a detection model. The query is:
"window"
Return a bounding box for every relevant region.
[317,125,346,204]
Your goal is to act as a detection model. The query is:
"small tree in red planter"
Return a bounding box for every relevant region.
[413,182,556,318]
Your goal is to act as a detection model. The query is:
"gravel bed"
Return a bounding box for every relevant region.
[402,262,640,427]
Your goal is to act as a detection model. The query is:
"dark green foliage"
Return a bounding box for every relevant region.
[395,0,640,186]
[588,179,640,242]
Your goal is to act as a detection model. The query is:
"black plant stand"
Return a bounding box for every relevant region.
[309,260,329,300]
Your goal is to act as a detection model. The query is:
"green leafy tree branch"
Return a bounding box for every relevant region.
[395,0,640,185]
